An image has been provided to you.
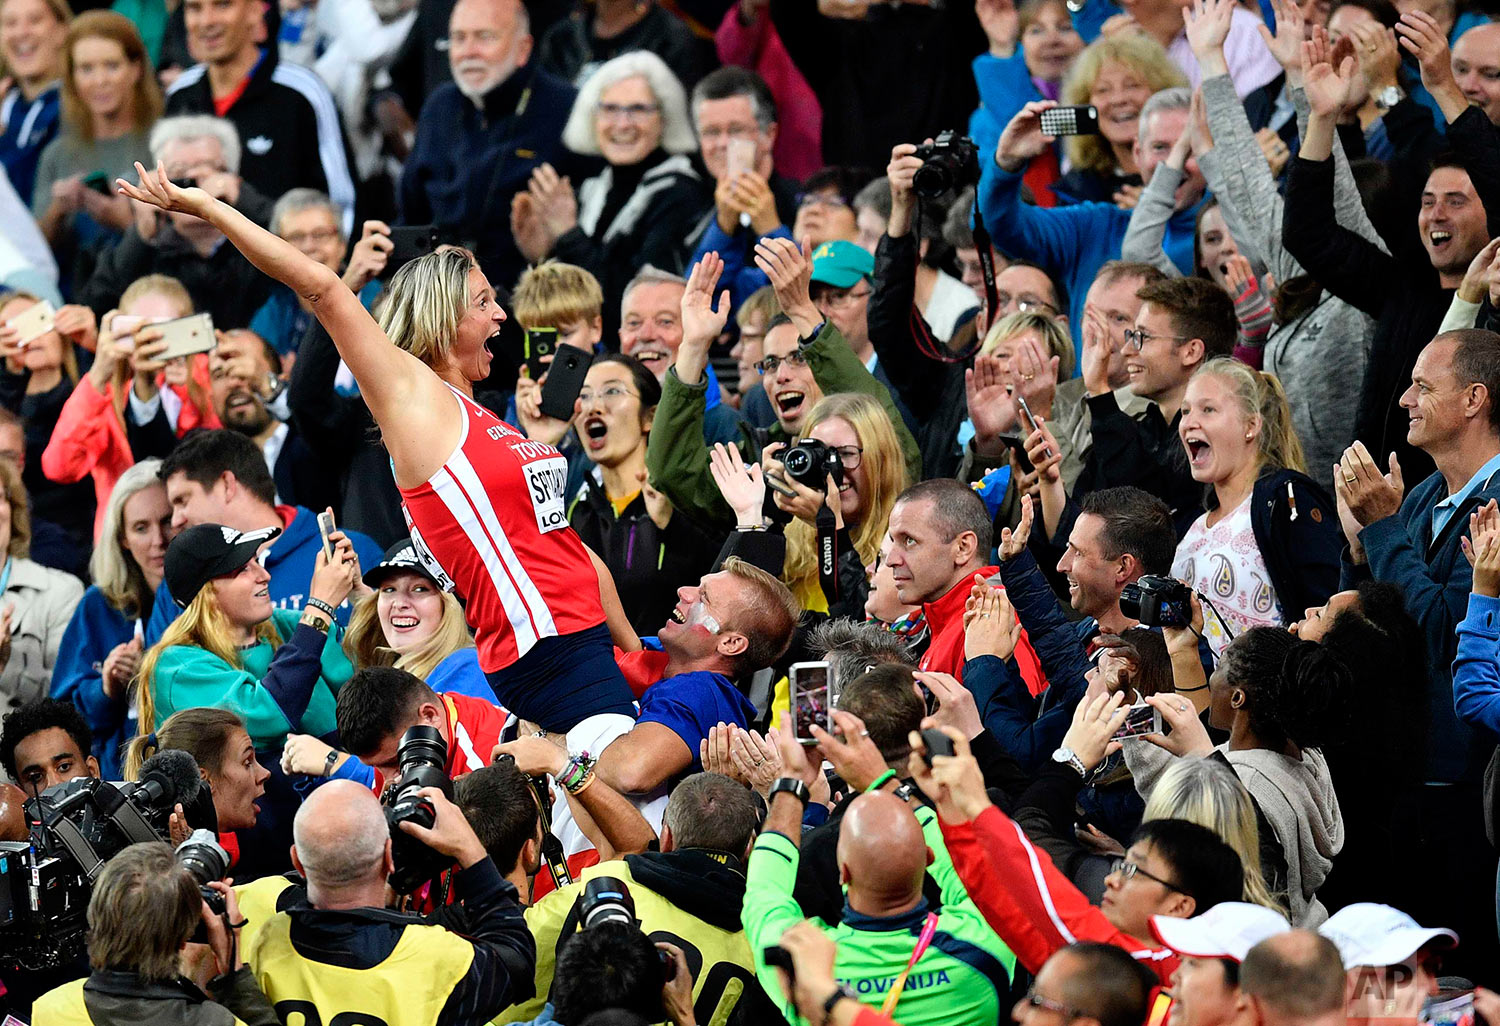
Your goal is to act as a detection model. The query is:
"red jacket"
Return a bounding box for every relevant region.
[41,376,134,541]
[941,805,1179,985]
[918,567,1049,696]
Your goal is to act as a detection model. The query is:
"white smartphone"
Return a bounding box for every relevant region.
[155,312,216,361]
[316,510,337,561]
[6,299,55,346]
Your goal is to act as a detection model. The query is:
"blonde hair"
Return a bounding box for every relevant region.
[121,705,244,781]
[1143,756,1285,914]
[61,11,161,140]
[981,309,1076,381]
[736,284,780,330]
[512,260,604,331]
[784,393,908,605]
[376,247,477,367]
[1193,357,1307,477]
[89,459,163,618]
[344,588,474,681]
[561,50,698,157]
[133,585,280,737]
[0,460,31,559]
[1060,34,1186,175]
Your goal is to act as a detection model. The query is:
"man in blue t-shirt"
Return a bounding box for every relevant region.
[144,430,382,644]
[593,558,801,796]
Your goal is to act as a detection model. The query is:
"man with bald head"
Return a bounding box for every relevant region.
[742,727,1017,1026]
[400,0,576,286]
[1452,23,1500,126]
[245,780,536,1024]
[1239,931,1349,1026]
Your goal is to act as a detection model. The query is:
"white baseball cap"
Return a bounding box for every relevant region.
[1150,902,1291,962]
[1318,903,1458,968]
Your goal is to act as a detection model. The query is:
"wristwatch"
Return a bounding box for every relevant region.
[770,777,811,807]
[1051,746,1087,777]
[820,984,857,1025]
[892,780,918,803]
[1374,85,1404,112]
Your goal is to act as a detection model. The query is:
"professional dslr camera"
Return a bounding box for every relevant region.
[1119,575,1194,628]
[579,876,675,979]
[912,131,980,198]
[781,439,845,492]
[0,750,205,970]
[381,725,455,894]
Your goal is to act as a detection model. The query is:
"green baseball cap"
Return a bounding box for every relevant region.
[810,240,874,289]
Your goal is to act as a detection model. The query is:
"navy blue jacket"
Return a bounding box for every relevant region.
[1245,467,1342,620]
[400,65,576,290]
[1342,467,1500,783]
[51,586,139,779]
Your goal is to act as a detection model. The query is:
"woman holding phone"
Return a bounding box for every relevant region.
[116,161,638,747]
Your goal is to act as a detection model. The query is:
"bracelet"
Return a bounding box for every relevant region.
[736,523,767,532]
[566,770,596,796]
[865,769,897,793]
[558,753,596,793]
[1175,684,1209,693]
[305,597,338,619]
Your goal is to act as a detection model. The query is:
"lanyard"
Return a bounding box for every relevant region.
[880,912,939,1016]
[0,558,14,597]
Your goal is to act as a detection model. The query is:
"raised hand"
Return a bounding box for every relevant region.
[976,0,1020,56]
[906,726,990,822]
[527,163,578,238]
[964,583,1021,661]
[754,236,819,334]
[708,441,767,528]
[1302,28,1358,118]
[1464,500,1500,598]
[1347,19,1401,97]
[1336,440,1404,527]
[1259,0,1308,78]
[996,100,1059,174]
[1396,10,1464,119]
[998,493,1034,561]
[1184,0,1235,70]
[682,252,731,350]
[116,160,215,219]
[965,352,1018,451]
[1060,690,1129,773]
[1012,334,1059,414]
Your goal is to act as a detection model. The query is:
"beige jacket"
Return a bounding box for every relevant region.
[0,556,84,711]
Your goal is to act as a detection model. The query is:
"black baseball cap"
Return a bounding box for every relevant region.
[362,539,441,589]
[165,524,281,608]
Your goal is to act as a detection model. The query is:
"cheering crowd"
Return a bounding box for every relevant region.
[4,0,1500,1020]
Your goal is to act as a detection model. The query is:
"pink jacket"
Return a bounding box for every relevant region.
[41,376,134,541]
[715,5,823,180]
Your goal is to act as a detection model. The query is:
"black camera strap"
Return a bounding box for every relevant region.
[529,776,573,891]
[816,505,840,606]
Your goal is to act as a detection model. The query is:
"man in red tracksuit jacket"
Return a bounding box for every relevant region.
[885,480,1049,693]
[905,729,1247,987]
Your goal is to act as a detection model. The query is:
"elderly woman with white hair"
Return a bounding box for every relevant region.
[511,49,709,337]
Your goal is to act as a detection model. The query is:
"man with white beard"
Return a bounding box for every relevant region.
[399,0,577,288]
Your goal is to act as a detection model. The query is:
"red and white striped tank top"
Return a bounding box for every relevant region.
[398,386,603,672]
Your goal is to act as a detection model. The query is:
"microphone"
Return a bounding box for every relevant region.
[134,749,204,811]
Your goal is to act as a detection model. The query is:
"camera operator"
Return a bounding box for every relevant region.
[246,779,534,1024]
[31,841,276,1026]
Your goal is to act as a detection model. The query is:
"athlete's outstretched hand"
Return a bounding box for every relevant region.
[116,160,215,220]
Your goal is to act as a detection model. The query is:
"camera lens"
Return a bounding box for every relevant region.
[782,445,811,477]
[397,725,447,774]
[175,829,229,886]
[580,876,637,929]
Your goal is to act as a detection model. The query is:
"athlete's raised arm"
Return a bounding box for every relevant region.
[116,162,454,477]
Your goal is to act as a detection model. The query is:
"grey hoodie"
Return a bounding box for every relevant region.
[1126,741,1345,927]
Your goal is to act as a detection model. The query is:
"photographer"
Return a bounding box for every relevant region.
[518,921,697,1026]
[32,841,277,1026]
[248,779,534,1024]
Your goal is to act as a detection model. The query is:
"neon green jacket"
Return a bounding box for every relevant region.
[741,802,1017,1026]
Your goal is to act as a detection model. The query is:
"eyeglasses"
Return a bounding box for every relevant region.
[1110,858,1184,893]
[796,191,851,210]
[1023,985,1085,1020]
[284,227,340,247]
[577,386,638,406]
[816,288,872,311]
[1121,328,1193,352]
[699,124,761,142]
[831,445,864,471]
[996,292,1058,315]
[597,102,661,122]
[755,350,809,375]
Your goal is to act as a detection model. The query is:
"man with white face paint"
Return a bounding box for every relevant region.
[400,0,577,287]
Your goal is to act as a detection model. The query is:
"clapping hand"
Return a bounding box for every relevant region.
[1259,0,1309,79]
[526,163,578,239]
[1184,0,1235,70]
[964,580,1022,661]
[709,442,767,528]
[965,352,1018,453]
[1301,26,1358,118]
[1335,440,1404,527]
[998,494,1034,561]
[682,253,731,351]
[1462,499,1500,598]
[1396,10,1463,116]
